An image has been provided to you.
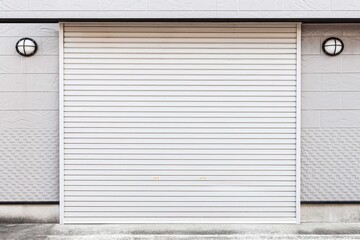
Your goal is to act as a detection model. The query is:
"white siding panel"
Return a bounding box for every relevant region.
[61,23,299,224]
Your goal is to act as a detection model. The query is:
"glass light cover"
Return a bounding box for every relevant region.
[16,38,37,57]
[323,37,344,56]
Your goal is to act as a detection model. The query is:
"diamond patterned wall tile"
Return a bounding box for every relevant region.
[302,128,360,201]
[0,129,59,201]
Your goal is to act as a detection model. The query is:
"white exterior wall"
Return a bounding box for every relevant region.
[0,23,59,201]
[1,0,360,19]
[1,23,360,203]
[301,24,360,201]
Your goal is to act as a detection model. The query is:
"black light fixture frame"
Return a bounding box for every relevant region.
[15,37,38,57]
[322,37,344,56]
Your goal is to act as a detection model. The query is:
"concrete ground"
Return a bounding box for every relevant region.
[1,224,360,240]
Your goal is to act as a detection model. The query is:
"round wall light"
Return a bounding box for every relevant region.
[16,38,38,57]
[322,37,344,56]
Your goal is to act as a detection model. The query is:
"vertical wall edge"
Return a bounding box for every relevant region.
[59,23,65,225]
[296,22,302,224]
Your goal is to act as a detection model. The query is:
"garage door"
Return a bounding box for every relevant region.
[60,23,301,224]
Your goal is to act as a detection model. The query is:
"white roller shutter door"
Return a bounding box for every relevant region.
[60,23,300,224]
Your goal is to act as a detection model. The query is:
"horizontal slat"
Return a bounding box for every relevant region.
[65,125,295,131]
[64,113,295,122]
[64,206,295,212]
[64,32,296,38]
[64,144,295,150]
[64,49,296,55]
[64,65,296,71]
[64,185,295,191]
[64,149,296,155]
[64,180,296,186]
[64,124,296,131]
[64,74,296,80]
[64,70,296,76]
[64,191,295,197]
[65,159,295,165]
[65,137,295,143]
[64,100,297,105]
[64,165,295,171]
[64,43,296,50]
[64,109,296,114]
[63,218,296,223]
[64,103,296,109]
[64,196,295,202]
[64,113,296,119]
[65,90,295,96]
[64,155,295,160]
[64,201,295,207]
[64,115,296,121]
[64,112,295,119]
[65,36,297,44]
[65,26,297,33]
[65,107,296,114]
[64,53,296,59]
[64,134,296,140]
[64,81,296,86]
[64,170,295,176]
[64,175,295,181]
[64,92,296,97]
[63,218,296,224]
[64,22,296,27]
[64,212,295,218]
[64,58,297,65]
[65,133,296,140]
[64,101,296,107]
[64,84,296,90]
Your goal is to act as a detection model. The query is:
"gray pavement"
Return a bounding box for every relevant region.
[1,223,360,240]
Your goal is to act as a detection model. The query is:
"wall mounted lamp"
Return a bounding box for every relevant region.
[16,38,38,57]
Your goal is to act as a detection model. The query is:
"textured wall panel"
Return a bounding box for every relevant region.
[301,129,360,201]
[0,129,59,201]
